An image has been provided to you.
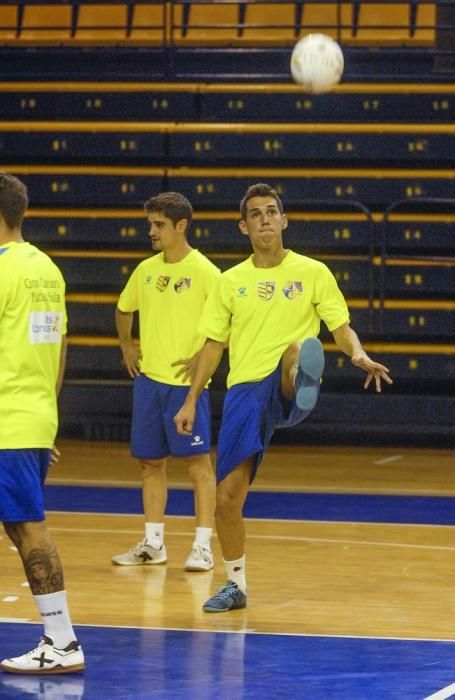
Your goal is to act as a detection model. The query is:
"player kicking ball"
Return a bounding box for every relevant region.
[174,183,392,612]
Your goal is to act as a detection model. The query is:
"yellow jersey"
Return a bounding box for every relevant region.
[199,250,350,387]
[0,241,67,448]
[117,249,220,385]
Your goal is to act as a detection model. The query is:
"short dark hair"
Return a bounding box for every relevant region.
[240,183,284,220]
[144,191,193,231]
[0,172,29,230]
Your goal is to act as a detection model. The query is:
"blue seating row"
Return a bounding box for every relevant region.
[64,340,455,384]
[2,127,454,164]
[23,212,454,255]
[0,85,453,123]
[58,381,454,445]
[66,295,454,341]
[48,251,453,299]
[8,168,454,208]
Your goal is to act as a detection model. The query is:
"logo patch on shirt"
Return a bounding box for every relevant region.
[237,286,247,297]
[145,275,153,285]
[29,311,63,344]
[156,275,170,292]
[174,277,191,294]
[257,281,275,301]
[282,280,303,300]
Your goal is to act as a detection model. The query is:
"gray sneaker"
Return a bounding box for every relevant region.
[202,580,247,613]
[112,538,167,566]
[295,337,325,411]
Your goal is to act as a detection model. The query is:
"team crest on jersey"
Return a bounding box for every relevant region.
[282,280,303,300]
[145,275,153,285]
[156,275,170,292]
[257,281,275,301]
[174,277,191,294]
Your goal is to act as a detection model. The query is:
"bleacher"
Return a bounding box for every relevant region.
[1,0,454,445]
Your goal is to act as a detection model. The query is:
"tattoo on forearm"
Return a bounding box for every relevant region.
[23,540,64,595]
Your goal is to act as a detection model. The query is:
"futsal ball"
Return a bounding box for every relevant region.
[290,33,344,94]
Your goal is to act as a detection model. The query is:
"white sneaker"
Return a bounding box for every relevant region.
[1,636,84,674]
[185,545,214,572]
[111,538,167,566]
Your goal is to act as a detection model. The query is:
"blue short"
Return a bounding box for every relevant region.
[131,374,211,459]
[0,449,50,522]
[216,363,318,484]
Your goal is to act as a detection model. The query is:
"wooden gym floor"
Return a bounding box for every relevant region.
[1,441,455,698]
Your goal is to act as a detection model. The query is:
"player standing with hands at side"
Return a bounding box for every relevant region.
[112,192,220,572]
[175,183,393,612]
[0,172,84,673]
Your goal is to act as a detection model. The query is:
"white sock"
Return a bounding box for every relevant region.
[34,590,76,648]
[224,556,247,594]
[145,522,164,548]
[194,527,212,550]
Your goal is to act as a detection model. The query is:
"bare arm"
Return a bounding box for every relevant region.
[116,307,141,378]
[56,333,67,396]
[174,338,225,435]
[51,334,68,466]
[331,322,393,392]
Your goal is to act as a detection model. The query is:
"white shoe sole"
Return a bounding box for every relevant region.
[112,556,167,566]
[1,661,85,675]
[185,561,214,572]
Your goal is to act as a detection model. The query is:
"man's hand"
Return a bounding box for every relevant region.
[121,340,142,378]
[49,445,61,467]
[351,352,393,392]
[174,400,196,436]
[172,354,199,383]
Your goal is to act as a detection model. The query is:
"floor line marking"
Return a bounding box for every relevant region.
[46,509,455,529]
[1,619,454,644]
[46,525,455,552]
[373,455,403,465]
[250,534,455,551]
[2,597,18,603]
[423,682,455,700]
[47,477,455,496]
[0,617,33,623]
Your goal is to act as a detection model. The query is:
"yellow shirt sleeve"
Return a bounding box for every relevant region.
[198,274,232,343]
[117,265,139,312]
[312,263,350,332]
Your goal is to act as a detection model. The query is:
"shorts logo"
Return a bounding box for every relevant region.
[174,277,191,294]
[191,435,204,447]
[257,281,275,301]
[156,275,170,292]
[282,280,303,300]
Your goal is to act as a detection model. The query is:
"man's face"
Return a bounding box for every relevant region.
[30,562,48,583]
[147,211,186,251]
[239,196,287,250]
